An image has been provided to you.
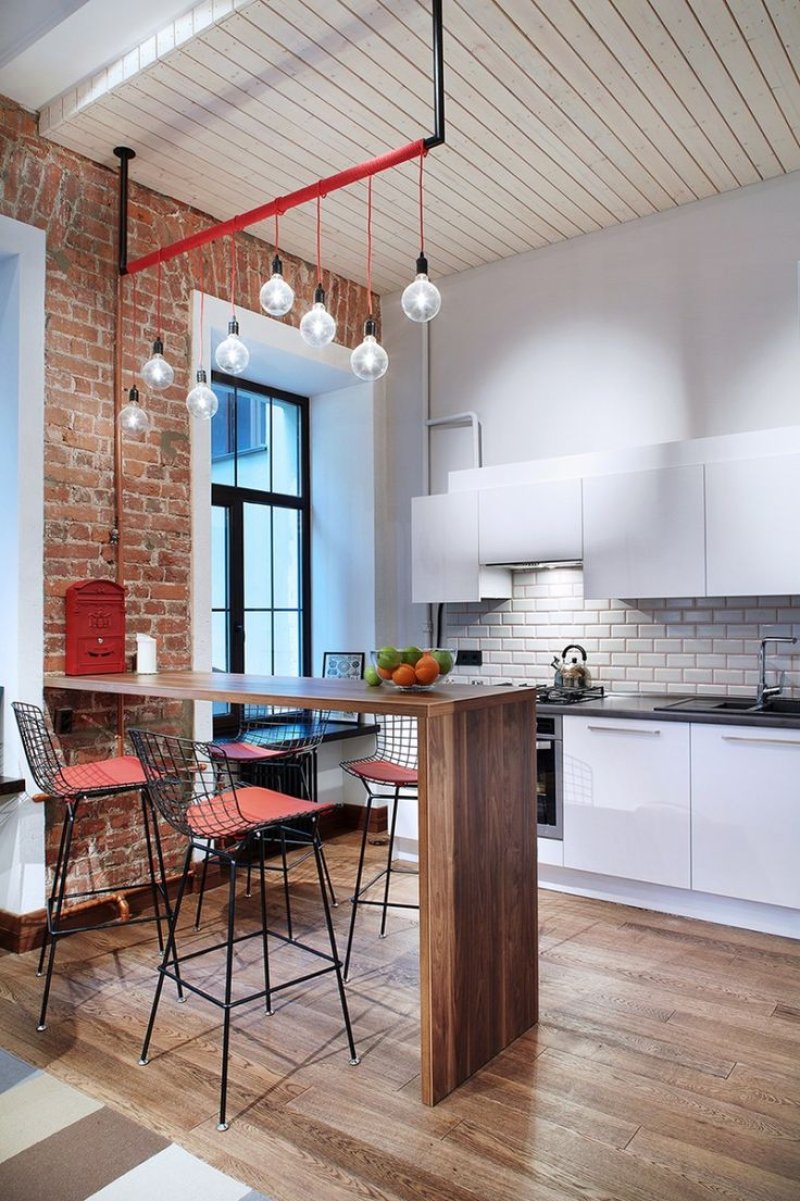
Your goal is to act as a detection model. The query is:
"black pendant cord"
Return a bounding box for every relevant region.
[113,146,135,275]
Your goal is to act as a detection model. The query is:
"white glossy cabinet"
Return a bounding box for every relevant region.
[562,715,691,887]
[478,479,582,565]
[538,837,564,867]
[691,723,800,909]
[705,454,800,596]
[411,493,511,603]
[582,464,706,599]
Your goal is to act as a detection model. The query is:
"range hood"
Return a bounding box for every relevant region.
[483,559,583,571]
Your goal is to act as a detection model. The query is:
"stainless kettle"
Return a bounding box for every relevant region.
[551,643,589,689]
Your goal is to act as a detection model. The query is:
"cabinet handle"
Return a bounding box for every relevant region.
[586,725,661,736]
[721,734,800,748]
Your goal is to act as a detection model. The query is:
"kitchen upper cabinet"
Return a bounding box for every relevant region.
[705,454,800,596]
[691,723,800,909]
[478,479,582,565]
[562,715,691,887]
[411,493,511,603]
[582,464,705,599]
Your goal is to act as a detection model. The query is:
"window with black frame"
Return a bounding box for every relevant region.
[210,374,310,734]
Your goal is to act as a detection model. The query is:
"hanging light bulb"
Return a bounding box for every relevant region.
[119,385,151,433]
[351,317,388,381]
[260,254,294,317]
[141,338,174,390]
[215,318,250,374]
[300,284,336,348]
[186,368,218,419]
[401,253,441,323]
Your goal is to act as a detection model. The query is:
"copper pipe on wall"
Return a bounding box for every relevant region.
[113,150,134,757]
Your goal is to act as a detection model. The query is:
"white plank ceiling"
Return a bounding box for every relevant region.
[35,0,800,293]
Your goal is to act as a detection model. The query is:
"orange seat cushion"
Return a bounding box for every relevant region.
[342,759,418,787]
[209,741,285,762]
[187,786,332,838]
[56,755,146,796]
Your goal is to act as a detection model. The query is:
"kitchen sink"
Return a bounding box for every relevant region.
[654,695,800,717]
[759,697,800,716]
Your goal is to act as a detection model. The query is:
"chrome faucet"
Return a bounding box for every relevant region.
[757,636,797,706]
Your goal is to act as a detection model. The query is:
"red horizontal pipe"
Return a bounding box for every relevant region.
[125,137,427,276]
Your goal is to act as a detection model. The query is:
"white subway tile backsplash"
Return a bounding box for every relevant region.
[444,570,800,698]
[745,609,778,622]
[713,670,746,685]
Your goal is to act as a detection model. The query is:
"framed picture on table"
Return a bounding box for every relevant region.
[322,652,366,724]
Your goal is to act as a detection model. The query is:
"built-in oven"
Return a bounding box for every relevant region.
[536,713,563,840]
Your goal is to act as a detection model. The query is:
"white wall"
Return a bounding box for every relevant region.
[0,214,45,915]
[391,171,800,486]
[310,381,377,669]
[378,301,429,647]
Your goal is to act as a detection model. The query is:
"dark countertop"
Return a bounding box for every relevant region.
[537,692,800,729]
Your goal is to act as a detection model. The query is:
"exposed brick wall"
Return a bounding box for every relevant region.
[0,94,375,895]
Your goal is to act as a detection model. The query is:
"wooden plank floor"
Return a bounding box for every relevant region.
[1,832,798,1201]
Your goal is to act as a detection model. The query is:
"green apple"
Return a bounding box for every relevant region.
[431,649,454,675]
[401,645,423,665]
[364,665,383,687]
[376,645,401,671]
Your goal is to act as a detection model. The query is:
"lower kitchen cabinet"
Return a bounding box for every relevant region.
[691,723,800,909]
[562,715,691,887]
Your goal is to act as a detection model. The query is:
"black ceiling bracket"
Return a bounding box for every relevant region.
[113,146,135,275]
[424,0,445,150]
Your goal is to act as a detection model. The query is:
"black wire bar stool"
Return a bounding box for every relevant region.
[340,714,419,980]
[130,729,358,1132]
[12,701,169,1032]
[199,705,335,940]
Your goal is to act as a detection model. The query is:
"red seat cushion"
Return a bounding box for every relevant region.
[187,786,333,838]
[209,741,285,762]
[342,758,418,787]
[56,755,146,796]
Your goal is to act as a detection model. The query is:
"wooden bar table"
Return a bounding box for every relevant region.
[45,671,538,1105]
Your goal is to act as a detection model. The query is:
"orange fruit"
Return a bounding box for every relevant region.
[392,662,417,687]
[414,654,440,685]
[377,665,393,680]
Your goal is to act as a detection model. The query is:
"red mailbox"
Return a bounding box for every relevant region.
[65,580,127,675]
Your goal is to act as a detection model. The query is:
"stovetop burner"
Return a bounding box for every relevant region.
[536,684,605,704]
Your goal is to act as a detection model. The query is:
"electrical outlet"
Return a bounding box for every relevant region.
[54,708,73,734]
[459,649,483,667]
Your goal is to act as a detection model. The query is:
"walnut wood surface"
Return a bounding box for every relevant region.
[44,670,539,1104]
[45,671,524,716]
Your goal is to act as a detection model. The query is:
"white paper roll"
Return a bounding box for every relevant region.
[136,634,158,674]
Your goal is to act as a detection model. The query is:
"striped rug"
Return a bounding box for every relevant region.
[0,1048,271,1201]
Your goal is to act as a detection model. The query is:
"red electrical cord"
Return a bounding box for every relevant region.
[156,259,162,339]
[315,194,323,286]
[229,235,237,318]
[366,175,373,316]
[130,276,138,386]
[418,147,426,254]
[198,249,206,368]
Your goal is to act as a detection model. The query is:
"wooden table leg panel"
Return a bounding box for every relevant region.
[419,696,538,1104]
